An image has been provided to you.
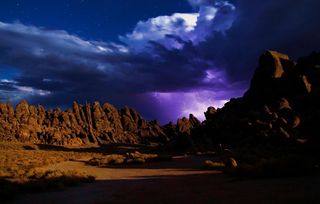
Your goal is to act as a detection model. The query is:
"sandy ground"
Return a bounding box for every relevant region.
[12,156,320,204]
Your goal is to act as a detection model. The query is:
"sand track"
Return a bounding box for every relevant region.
[12,156,320,204]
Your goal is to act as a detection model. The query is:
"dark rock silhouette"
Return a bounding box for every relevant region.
[163,50,320,151]
[163,114,206,150]
[245,50,312,107]
[197,50,320,148]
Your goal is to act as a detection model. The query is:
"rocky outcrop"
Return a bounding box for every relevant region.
[245,50,313,107]
[169,114,202,137]
[197,50,320,147]
[0,101,166,146]
[166,50,320,150]
[162,114,204,149]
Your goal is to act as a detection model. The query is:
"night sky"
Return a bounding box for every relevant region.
[0,0,320,124]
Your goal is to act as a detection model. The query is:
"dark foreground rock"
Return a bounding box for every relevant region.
[167,50,320,176]
[201,50,320,147]
[160,51,320,151]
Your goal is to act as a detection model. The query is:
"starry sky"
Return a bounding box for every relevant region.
[0,0,320,124]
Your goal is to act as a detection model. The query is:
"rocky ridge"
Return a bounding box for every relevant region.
[0,101,168,146]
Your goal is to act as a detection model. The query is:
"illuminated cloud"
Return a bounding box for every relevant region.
[120,13,200,51]
[120,1,236,51]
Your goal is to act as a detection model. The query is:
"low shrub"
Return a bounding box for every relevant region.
[87,151,172,167]
[204,160,226,170]
[0,169,95,202]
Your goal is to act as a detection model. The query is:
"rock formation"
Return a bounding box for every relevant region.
[193,50,320,147]
[0,101,168,146]
[162,50,320,150]
[162,114,206,149]
[1,50,320,150]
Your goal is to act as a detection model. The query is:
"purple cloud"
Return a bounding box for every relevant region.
[1,0,319,124]
[141,90,240,122]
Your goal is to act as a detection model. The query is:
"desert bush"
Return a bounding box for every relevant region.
[127,151,156,164]
[87,154,126,167]
[0,142,100,202]
[204,160,226,170]
[0,169,95,202]
[0,142,102,179]
[87,151,172,167]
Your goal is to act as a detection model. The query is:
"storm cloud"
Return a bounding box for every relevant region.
[0,0,320,123]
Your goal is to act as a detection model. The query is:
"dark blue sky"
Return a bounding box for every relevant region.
[0,0,191,42]
[0,0,320,124]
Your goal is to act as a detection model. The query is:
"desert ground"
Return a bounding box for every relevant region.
[1,142,320,204]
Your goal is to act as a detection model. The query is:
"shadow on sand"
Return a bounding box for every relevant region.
[9,172,320,204]
[23,143,159,154]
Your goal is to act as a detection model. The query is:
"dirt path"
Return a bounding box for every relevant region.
[39,155,219,180]
[12,156,320,204]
